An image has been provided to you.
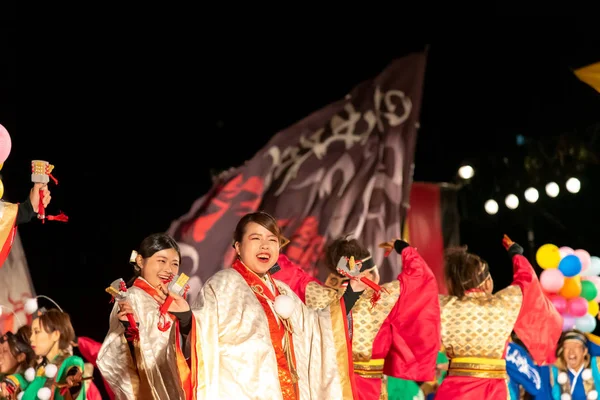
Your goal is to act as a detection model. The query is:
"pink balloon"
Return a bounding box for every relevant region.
[563,314,576,331]
[574,249,592,271]
[0,124,11,163]
[540,268,565,293]
[548,294,568,314]
[560,246,575,259]
[568,297,589,317]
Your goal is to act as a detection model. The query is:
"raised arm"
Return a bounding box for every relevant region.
[380,240,441,381]
[505,236,562,365]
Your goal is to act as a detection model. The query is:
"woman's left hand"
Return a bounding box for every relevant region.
[154,282,190,313]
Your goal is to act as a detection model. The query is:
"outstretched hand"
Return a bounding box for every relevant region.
[378,238,409,256]
[378,238,400,257]
[503,234,524,259]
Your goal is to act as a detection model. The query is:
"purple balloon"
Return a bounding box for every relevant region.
[563,314,576,331]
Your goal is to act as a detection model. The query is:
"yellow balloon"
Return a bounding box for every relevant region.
[589,301,599,317]
[0,163,3,170]
[536,243,561,269]
[0,178,3,199]
[559,276,582,299]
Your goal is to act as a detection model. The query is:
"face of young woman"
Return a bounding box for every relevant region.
[139,248,180,287]
[235,222,280,276]
[0,340,19,374]
[30,318,60,357]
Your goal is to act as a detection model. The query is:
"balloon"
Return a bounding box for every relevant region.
[536,244,561,269]
[540,269,566,293]
[581,257,600,276]
[559,246,575,259]
[0,124,11,164]
[583,256,600,277]
[548,294,568,314]
[568,297,589,317]
[574,249,592,271]
[0,178,3,199]
[559,276,582,299]
[581,280,598,301]
[575,314,597,333]
[558,255,582,277]
[588,301,599,317]
[563,314,576,331]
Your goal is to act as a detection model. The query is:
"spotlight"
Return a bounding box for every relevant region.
[524,187,539,203]
[505,194,519,210]
[566,177,581,194]
[458,165,475,180]
[484,199,499,215]
[545,182,559,198]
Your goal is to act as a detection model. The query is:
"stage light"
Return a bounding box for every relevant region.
[458,165,475,180]
[484,199,499,215]
[524,187,539,203]
[545,182,559,198]
[566,177,581,194]
[505,194,519,210]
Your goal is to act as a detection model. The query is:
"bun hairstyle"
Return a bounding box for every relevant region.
[444,246,490,298]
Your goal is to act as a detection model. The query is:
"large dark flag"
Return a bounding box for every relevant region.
[168,52,428,299]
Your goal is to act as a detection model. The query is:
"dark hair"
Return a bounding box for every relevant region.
[130,233,181,278]
[324,235,371,275]
[233,212,286,246]
[444,246,490,298]
[37,309,75,351]
[0,325,36,372]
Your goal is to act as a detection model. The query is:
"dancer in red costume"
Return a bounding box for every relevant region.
[275,236,441,400]
[434,236,562,400]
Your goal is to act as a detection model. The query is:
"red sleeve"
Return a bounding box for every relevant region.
[274,254,322,302]
[383,247,441,382]
[511,254,563,365]
[76,336,116,400]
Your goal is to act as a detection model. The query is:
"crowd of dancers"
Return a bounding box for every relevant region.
[0,180,596,400]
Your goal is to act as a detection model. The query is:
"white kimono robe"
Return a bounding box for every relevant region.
[190,264,355,400]
[97,278,190,400]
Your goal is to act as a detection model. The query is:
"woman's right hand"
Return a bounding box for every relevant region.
[117,301,134,322]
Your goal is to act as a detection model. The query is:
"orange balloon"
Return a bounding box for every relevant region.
[559,276,582,299]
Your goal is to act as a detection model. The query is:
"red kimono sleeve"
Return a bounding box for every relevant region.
[511,254,563,365]
[274,254,322,302]
[383,247,441,382]
[77,336,116,400]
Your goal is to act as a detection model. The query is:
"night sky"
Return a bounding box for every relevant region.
[2,27,599,349]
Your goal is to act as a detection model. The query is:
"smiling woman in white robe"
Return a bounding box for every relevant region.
[189,211,364,400]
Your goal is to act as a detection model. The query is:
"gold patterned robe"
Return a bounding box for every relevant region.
[436,254,563,400]
[0,202,18,267]
[97,278,190,400]
[190,266,354,400]
[277,248,441,400]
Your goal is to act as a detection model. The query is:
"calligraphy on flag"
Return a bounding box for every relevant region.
[168,52,428,301]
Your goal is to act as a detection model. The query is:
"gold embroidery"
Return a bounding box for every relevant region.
[352,281,400,362]
[354,358,385,378]
[440,285,522,360]
[305,282,339,309]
